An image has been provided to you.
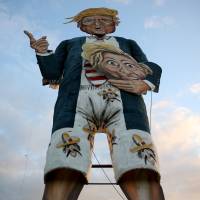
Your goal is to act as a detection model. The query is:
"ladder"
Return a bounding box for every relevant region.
[87,164,117,185]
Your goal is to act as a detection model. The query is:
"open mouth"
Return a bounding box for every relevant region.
[93,29,105,34]
[95,27,103,30]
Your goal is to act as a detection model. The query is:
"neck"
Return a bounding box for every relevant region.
[93,34,106,39]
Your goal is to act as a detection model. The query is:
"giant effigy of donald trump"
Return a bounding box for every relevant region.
[25,7,164,200]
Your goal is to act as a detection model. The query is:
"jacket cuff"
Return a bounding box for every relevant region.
[42,78,61,86]
[36,50,53,56]
[143,80,155,91]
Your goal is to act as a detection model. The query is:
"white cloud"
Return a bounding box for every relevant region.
[190,83,200,94]
[153,106,200,151]
[152,100,173,110]
[151,102,200,200]
[153,0,166,6]
[144,16,174,29]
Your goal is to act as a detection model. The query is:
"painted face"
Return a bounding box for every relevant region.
[79,15,116,36]
[99,52,148,80]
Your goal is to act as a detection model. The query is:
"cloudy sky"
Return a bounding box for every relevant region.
[0,0,200,199]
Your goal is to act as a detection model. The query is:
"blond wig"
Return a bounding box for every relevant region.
[65,7,119,24]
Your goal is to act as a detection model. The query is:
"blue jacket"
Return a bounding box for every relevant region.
[36,36,162,134]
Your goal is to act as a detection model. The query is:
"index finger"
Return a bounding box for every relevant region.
[24,30,36,42]
[108,79,131,84]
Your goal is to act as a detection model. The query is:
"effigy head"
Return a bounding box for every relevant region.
[82,43,153,80]
[65,8,120,36]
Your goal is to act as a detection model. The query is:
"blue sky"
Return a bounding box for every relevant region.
[0,0,200,200]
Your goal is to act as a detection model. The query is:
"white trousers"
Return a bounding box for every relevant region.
[44,84,160,182]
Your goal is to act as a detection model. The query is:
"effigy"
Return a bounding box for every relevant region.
[25,7,164,200]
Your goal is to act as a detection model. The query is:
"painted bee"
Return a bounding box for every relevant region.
[56,132,82,157]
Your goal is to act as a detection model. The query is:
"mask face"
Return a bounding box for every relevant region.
[79,15,116,36]
[99,52,149,80]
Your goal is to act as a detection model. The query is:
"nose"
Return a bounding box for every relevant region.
[118,64,129,75]
[118,64,124,72]
[95,20,101,27]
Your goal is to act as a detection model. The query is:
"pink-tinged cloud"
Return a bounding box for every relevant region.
[152,100,173,110]
[190,83,200,94]
[151,101,200,200]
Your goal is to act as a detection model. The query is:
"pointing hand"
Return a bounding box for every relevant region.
[24,30,49,53]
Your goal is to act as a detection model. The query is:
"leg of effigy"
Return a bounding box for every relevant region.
[118,170,165,200]
[42,168,86,200]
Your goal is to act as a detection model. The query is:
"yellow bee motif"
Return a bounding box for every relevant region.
[130,134,156,165]
[56,132,82,157]
[98,88,120,102]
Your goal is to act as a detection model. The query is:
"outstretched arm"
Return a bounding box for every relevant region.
[24,30,66,88]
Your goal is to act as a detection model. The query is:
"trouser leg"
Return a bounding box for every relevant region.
[43,127,91,200]
[109,129,164,200]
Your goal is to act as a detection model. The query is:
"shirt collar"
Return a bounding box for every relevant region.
[87,35,112,41]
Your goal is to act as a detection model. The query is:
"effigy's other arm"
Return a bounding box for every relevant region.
[108,79,151,95]
[128,39,162,93]
[143,62,162,93]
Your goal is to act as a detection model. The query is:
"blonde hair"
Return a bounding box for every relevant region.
[82,43,124,67]
[65,7,119,24]
[81,42,153,75]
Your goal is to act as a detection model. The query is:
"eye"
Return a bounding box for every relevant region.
[106,60,119,66]
[100,18,113,25]
[82,18,94,25]
[124,63,135,68]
